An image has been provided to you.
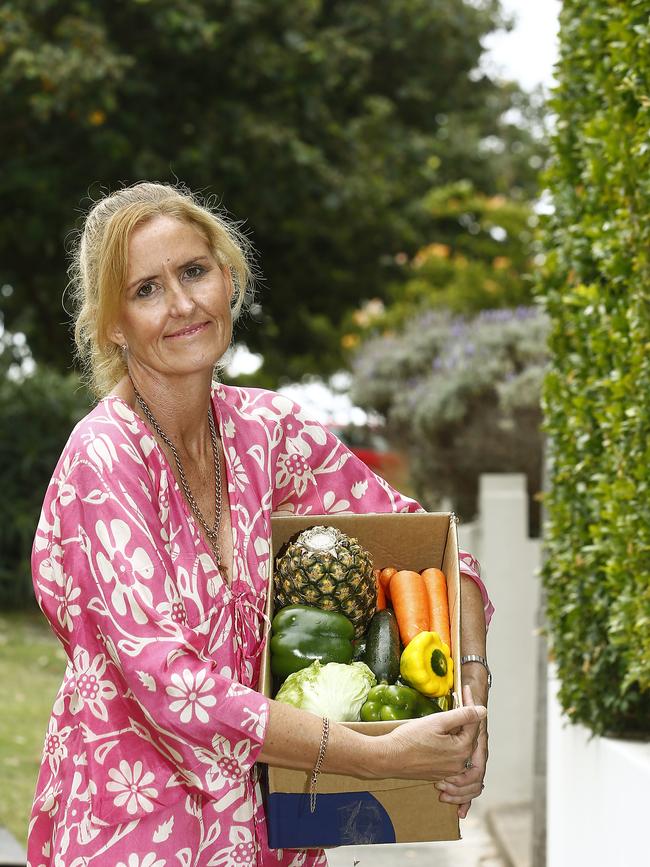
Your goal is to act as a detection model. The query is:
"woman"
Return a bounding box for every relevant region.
[29,182,493,866]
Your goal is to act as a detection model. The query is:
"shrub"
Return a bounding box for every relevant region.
[540,0,650,736]
[0,355,92,608]
[350,306,548,534]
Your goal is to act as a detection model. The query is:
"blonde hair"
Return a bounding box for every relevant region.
[69,182,254,397]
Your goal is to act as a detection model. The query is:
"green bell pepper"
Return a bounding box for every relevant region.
[359,683,447,721]
[270,604,355,681]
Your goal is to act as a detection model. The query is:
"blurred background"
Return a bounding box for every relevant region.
[1,1,648,865]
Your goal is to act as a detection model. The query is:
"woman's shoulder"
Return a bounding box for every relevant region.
[213,382,307,423]
[58,396,158,483]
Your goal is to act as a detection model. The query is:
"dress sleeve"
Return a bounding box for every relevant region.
[270,398,493,628]
[32,448,269,804]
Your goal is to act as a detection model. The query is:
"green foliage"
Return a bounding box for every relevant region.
[1,0,544,384]
[0,611,66,847]
[0,347,92,607]
[540,0,650,736]
[346,181,539,335]
[349,307,548,533]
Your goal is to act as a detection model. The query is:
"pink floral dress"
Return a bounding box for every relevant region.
[29,384,493,867]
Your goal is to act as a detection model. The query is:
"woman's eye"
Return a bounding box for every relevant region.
[136,282,156,298]
[184,264,205,279]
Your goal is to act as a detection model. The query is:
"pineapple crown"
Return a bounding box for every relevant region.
[295,525,347,557]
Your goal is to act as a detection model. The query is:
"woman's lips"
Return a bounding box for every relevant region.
[165,321,210,339]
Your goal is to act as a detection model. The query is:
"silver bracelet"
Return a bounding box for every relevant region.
[309,716,330,813]
[461,654,493,689]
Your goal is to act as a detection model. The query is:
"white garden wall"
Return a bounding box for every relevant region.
[547,667,650,867]
[460,474,541,811]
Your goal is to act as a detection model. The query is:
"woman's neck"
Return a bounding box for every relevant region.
[112,368,217,459]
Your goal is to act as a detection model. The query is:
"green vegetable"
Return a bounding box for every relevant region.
[363,609,401,684]
[270,604,355,681]
[359,683,445,721]
[352,637,367,661]
[275,660,376,721]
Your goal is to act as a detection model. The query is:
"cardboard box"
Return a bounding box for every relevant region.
[259,511,462,848]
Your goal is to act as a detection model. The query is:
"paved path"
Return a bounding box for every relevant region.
[0,827,26,866]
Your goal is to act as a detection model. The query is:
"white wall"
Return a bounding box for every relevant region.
[460,474,541,811]
[547,667,650,866]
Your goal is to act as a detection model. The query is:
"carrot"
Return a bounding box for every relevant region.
[375,575,387,611]
[379,566,397,603]
[390,570,430,645]
[421,567,451,651]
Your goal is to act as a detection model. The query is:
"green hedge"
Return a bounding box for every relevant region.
[540,1,650,737]
[0,367,92,608]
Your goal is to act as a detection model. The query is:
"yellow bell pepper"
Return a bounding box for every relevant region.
[400,630,454,697]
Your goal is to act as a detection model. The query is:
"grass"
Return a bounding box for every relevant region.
[0,610,67,848]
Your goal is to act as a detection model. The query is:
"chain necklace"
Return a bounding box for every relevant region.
[129,378,223,565]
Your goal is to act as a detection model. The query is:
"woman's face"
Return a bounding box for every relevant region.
[109,215,233,379]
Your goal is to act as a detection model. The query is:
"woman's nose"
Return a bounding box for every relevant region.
[167,282,195,316]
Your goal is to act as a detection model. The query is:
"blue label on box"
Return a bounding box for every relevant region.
[266,791,396,848]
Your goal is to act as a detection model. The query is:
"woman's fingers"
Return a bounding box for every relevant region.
[433,703,486,735]
[462,683,475,708]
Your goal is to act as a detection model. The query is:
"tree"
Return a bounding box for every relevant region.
[0,317,91,607]
[349,306,548,534]
[539,0,650,736]
[1,0,543,384]
[339,180,539,342]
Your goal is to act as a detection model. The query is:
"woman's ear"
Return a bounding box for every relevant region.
[107,322,126,349]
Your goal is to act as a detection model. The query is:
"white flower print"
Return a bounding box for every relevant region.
[42,719,72,776]
[84,430,118,472]
[270,395,328,457]
[156,574,188,627]
[56,574,82,631]
[69,647,117,721]
[106,760,158,816]
[116,853,166,867]
[351,480,369,499]
[227,446,250,492]
[208,825,257,867]
[196,734,252,793]
[241,703,268,741]
[321,490,351,513]
[38,542,65,588]
[275,450,312,496]
[166,668,217,723]
[94,518,155,624]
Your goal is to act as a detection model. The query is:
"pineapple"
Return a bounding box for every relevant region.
[274,525,376,637]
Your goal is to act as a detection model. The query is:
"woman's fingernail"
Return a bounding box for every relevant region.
[435,782,447,791]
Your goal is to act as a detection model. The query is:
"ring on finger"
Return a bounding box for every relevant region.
[464,758,474,770]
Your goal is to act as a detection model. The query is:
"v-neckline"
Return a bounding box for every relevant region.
[101,391,237,589]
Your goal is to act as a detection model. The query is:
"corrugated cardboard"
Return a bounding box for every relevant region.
[259,512,463,848]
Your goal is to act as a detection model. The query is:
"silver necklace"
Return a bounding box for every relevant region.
[129,379,223,565]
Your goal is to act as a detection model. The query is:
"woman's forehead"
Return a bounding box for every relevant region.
[127,215,211,270]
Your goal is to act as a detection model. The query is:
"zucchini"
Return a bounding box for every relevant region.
[363,609,401,684]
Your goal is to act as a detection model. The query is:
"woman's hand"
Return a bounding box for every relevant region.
[376,686,486,782]
[435,685,488,817]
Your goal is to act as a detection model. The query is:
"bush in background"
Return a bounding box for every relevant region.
[540,1,650,736]
[350,306,548,534]
[0,340,91,607]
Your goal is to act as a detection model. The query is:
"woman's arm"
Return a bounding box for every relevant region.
[258,692,486,782]
[434,574,490,816]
